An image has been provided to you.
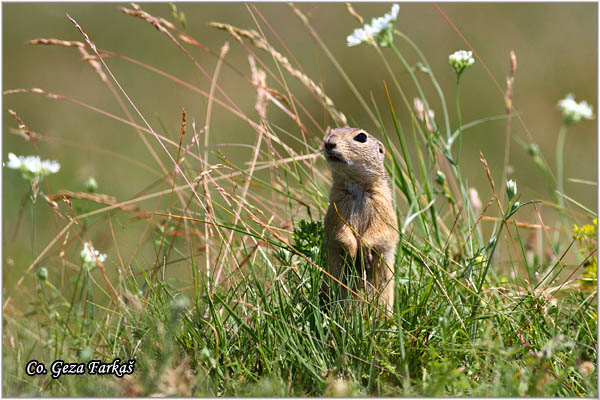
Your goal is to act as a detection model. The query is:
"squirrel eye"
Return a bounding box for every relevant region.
[353,132,367,143]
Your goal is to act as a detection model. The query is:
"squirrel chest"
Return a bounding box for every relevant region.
[328,180,388,238]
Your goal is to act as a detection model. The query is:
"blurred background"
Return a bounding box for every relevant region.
[3,3,597,293]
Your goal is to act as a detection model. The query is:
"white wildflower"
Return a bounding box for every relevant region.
[81,242,107,270]
[506,179,517,201]
[6,152,60,181]
[7,153,21,169]
[449,50,475,76]
[557,94,594,125]
[347,4,399,47]
[42,159,60,174]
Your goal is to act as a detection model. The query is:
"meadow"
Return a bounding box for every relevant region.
[2,3,597,396]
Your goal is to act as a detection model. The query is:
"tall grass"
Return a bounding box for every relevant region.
[3,3,597,397]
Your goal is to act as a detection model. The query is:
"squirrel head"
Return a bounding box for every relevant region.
[324,128,387,184]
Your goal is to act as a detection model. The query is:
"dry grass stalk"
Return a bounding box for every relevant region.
[249,55,269,120]
[48,191,140,213]
[504,50,517,114]
[121,3,177,31]
[8,127,39,142]
[501,50,517,203]
[481,216,556,231]
[77,46,108,81]
[28,38,84,48]
[247,55,299,124]
[209,21,347,127]
[8,109,36,142]
[345,2,364,24]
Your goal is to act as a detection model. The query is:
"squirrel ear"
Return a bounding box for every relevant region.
[378,145,385,155]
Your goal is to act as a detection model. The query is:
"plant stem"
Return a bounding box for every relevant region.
[455,76,463,162]
[556,124,568,208]
[554,124,569,246]
[394,30,451,141]
[31,194,36,263]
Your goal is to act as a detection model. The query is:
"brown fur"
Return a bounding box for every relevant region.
[323,128,399,310]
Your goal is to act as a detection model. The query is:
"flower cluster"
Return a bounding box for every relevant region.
[573,219,597,291]
[81,242,107,270]
[573,219,597,240]
[557,94,594,125]
[449,50,475,76]
[6,152,60,182]
[347,4,399,47]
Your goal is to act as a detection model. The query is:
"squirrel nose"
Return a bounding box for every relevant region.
[324,136,337,151]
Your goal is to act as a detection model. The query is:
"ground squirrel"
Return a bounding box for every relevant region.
[322,127,399,310]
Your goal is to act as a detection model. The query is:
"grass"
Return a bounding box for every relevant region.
[3,3,597,397]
